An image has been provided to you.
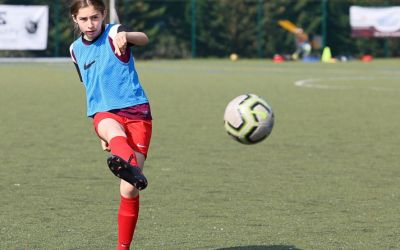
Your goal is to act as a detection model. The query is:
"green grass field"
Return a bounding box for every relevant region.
[1,59,399,250]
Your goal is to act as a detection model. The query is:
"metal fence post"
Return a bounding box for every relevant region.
[191,0,197,58]
[321,0,327,48]
[257,0,264,58]
[54,0,60,57]
[384,0,390,57]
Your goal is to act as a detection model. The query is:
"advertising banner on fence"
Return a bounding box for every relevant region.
[0,5,49,50]
[350,6,400,37]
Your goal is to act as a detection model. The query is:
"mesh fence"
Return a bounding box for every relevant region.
[0,0,399,58]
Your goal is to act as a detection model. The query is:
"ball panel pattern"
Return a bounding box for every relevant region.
[224,94,274,144]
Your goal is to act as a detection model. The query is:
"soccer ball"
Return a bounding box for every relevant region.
[224,94,274,144]
[230,53,239,61]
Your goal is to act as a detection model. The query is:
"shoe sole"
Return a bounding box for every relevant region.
[107,155,148,190]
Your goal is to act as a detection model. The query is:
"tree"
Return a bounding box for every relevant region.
[191,0,266,58]
[0,0,399,58]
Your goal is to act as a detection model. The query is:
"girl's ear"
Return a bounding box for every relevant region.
[72,15,77,23]
[103,10,108,21]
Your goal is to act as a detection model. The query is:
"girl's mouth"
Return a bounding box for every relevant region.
[86,30,96,36]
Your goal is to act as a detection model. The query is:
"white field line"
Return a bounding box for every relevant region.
[294,76,399,91]
[0,57,70,63]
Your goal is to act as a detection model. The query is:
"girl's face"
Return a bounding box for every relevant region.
[73,5,105,41]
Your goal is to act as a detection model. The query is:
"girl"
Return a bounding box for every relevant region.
[69,1,152,249]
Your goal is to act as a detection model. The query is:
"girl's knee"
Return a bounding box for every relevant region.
[120,180,139,198]
[96,118,126,142]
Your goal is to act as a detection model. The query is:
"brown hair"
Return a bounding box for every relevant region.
[69,0,106,18]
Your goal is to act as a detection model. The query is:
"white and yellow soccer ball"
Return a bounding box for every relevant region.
[230,53,239,61]
[224,94,274,144]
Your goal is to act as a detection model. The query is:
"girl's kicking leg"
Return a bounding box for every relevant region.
[95,115,147,190]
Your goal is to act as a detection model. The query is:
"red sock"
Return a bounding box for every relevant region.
[117,195,140,250]
[109,136,137,166]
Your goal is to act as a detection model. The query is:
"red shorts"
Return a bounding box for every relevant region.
[93,112,152,157]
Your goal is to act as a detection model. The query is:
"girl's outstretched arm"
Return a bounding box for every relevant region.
[113,31,148,56]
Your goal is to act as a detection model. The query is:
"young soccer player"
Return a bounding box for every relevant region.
[69,1,152,249]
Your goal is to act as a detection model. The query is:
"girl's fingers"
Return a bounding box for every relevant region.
[114,34,127,56]
[114,46,121,56]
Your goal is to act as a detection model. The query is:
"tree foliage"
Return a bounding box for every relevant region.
[0,0,399,58]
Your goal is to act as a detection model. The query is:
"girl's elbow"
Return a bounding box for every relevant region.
[141,35,149,45]
[135,34,148,46]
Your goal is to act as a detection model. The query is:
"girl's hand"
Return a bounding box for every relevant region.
[101,140,111,152]
[113,31,127,56]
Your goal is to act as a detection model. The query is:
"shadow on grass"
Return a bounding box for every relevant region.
[216,245,302,250]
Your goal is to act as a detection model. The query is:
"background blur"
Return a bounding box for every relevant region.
[1,1,400,249]
[0,0,400,59]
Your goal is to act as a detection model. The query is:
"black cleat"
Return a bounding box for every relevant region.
[107,155,148,190]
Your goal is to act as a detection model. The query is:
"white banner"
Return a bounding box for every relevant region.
[0,5,49,50]
[350,6,400,37]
